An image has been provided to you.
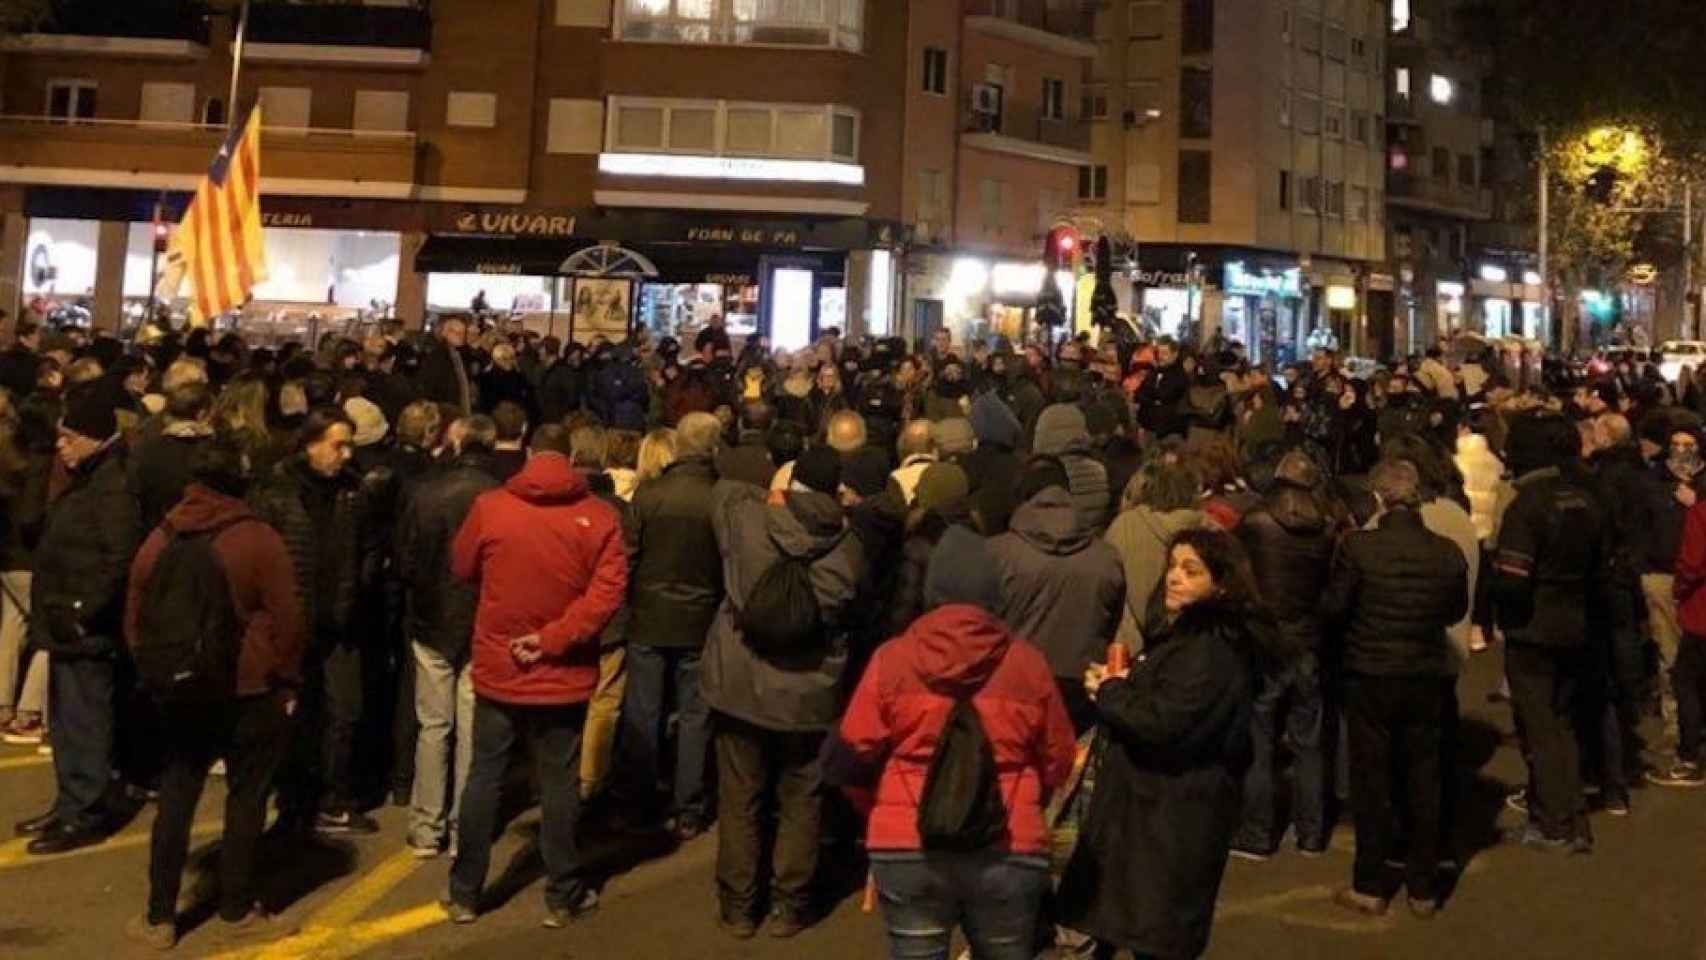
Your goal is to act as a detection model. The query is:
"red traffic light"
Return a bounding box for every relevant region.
[1058,232,1076,254]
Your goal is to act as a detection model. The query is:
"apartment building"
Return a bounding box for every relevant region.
[0,0,1095,347]
[1083,0,1390,365]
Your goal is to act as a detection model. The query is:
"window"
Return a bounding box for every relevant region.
[1350,35,1367,68]
[1392,0,1411,32]
[1324,24,1346,62]
[606,97,860,162]
[1178,150,1212,223]
[1278,87,1291,128]
[1128,162,1161,204]
[1349,185,1369,221]
[1324,180,1345,217]
[917,168,946,225]
[446,91,497,128]
[1278,169,1292,210]
[139,82,194,124]
[1395,67,1410,101]
[46,80,96,122]
[1297,94,1321,134]
[1180,67,1212,138]
[353,90,409,133]
[979,177,1005,230]
[1298,174,1320,211]
[1129,1,1163,39]
[1432,146,1451,183]
[1323,104,1344,139]
[258,86,311,129]
[1042,77,1066,121]
[1078,164,1108,201]
[1458,152,1477,187]
[1430,74,1454,105]
[1083,86,1110,120]
[618,0,864,51]
[547,98,604,154]
[1299,14,1321,52]
[1128,80,1162,120]
[922,47,948,95]
[1182,0,1213,54]
[1350,110,1369,144]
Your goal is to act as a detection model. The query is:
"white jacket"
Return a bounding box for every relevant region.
[1454,432,1507,542]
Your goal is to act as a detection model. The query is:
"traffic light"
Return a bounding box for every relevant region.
[1046,226,1080,271]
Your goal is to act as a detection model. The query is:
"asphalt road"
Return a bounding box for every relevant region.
[1,647,1702,960]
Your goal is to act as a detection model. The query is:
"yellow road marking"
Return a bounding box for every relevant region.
[211,847,424,960]
[0,820,223,869]
[0,753,50,770]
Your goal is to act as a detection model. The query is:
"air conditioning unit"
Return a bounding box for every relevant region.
[971,84,1001,115]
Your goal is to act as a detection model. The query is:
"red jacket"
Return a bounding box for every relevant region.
[1675,500,1706,636]
[452,453,627,706]
[835,604,1076,855]
[126,484,305,697]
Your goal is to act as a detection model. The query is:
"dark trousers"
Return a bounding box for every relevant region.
[392,644,417,794]
[619,645,709,821]
[871,854,1050,960]
[713,712,824,919]
[48,654,114,828]
[1344,672,1452,901]
[1581,611,1646,797]
[451,697,588,910]
[147,694,291,924]
[278,638,363,819]
[1506,642,1588,840]
[1235,653,1326,852]
[1676,632,1706,763]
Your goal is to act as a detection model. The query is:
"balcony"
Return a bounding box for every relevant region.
[245,1,431,68]
[964,0,1097,59]
[961,97,1090,166]
[0,0,210,58]
[0,116,419,200]
[1388,171,1492,221]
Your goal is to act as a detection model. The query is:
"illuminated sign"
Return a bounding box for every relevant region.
[1326,285,1357,310]
[1222,260,1302,298]
[1627,263,1658,285]
[598,153,867,185]
[452,211,577,237]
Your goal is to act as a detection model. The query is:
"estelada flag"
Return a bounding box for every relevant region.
[156,104,268,326]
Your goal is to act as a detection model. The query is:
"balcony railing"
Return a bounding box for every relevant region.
[964,98,1090,154]
[248,1,431,50]
[964,0,1095,44]
[36,0,210,44]
[1389,171,1492,219]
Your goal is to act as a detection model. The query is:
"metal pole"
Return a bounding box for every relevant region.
[146,198,162,327]
[227,0,251,129]
[1538,126,1551,347]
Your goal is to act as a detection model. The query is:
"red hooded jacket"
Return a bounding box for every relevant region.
[1675,499,1706,636]
[452,452,627,706]
[835,604,1076,855]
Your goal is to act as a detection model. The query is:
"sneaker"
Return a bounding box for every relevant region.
[1469,626,1489,653]
[407,841,440,859]
[441,899,477,925]
[767,907,806,939]
[1645,761,1706,788]
[125,914,177,951]
[1603,794,1631,816]
[718,909,757,940]
[1502,823,1570,851]
[1332,888,1390,916]
[1504,789,1528,815]
[314,811,381,836]
[542,889,599,928]
[1407,895,1439,920]
[1229,844,1273,862]
[3,716,44,745]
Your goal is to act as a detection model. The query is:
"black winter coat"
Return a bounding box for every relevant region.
[626,457,724,649]
[589,358,650,432]
[1059,599,1255,960]
[396,451,500,659]
[416,337,472,415]
[30,442,142,657]
[1321,507,1468,677]
[248,457,376,640]
[539,360,586,424]
[1588,443,1650,580]
[1238,486,1334,659]
[1137,362,1190,438]
[129,426,211,534]
[1492,467,1610,648]
[1635,460,1705,574]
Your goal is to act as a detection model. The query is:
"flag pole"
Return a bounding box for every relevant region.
[227,0,251,130]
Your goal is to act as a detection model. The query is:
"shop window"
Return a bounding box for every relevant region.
[548,99,604,155]
[1458,152,1477,187]
[1129,1,1163,39]
[1078,165,1108,202]
[618,0,864,52]
[1182,0,1213,54]
[353,90,409,134]
[1042,77,1066,121]
[1180,67,1212,139]
[1278,169,1292,210]
[446,91,496,129]
[1178,149,1211,223]
[46,80,96,122]
[258,86,311,130]
[606,97,859,163]
[923,47,948,96]
[1127,163,1161,205]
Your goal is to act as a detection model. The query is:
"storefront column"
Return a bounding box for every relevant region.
[844,249,870,339]
[0,213,24,325]
[92,220,128,333]
[395,232,427,331]
[1199,289,1224,346]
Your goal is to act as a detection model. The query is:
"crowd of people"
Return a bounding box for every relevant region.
[0,304,1699,958]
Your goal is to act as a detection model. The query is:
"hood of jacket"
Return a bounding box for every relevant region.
[1125,506,1203,548]
[1032,403,1090,456]
[1008,486,1089,555]
[906,604,1013,696]
[1267,485,1328,535]
[772,489,848,557]
[969,391,1023,451]
[504,451,590,505]
[161,483,256,534]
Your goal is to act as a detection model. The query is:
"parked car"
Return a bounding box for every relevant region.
[1658,340,1706,382]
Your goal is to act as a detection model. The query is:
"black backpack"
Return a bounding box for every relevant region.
[133,519,248,705]
[737,542,829,657]
[916,695,1009,852]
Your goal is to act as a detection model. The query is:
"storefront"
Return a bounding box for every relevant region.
[1220,258,1304,367]
[906,253,1076,348]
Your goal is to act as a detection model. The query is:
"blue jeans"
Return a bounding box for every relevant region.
[871,853,1049,960]
[619,645,709,821]
[1234,652,1326,852]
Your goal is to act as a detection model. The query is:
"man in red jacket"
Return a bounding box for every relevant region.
[123,438,304,950]
[1658,498,1706,786]
[445,423,628,928]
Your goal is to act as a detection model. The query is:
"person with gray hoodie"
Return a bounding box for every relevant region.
[1033,403,1112,533]
[991,457,1125,733]
[1104,460,1208,654]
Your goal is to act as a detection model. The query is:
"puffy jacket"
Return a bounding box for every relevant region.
[397,450,500,660]
[700,482,865,733]
[1453,432,1508,543]
[832,605,1076,855]
[29,440,142,657]
[452,453,627,705]
[627,457,724,649]
[1321,507,1469,677]
[125,484,304,696]
[248,456,374,640]
[1492,467,1609,648]
[1674,499,1706,636]
[1239,486,1334,659]
[1033,404,1112,533]
[1104,506,1205,652]
[991,487,1125,680]
[589,356,651,432]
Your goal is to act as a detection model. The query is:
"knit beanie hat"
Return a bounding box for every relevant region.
[915,462,971,514]
[793,445,843,495]
[60,383,118,441]
[925,525,1003,612]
